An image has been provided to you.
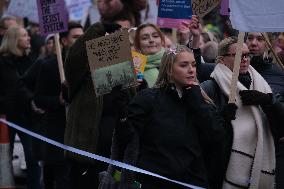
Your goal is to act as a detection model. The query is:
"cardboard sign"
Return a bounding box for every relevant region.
[86,30,136,96]
[37,0,68,35]
[157,0,192,29]
[6,0,39,23]
[131,51,147,75]
[191,0,220,18]
[220,0,229,15]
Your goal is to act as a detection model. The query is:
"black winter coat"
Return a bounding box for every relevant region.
[125,86,225,188]
[250,56,284,96]
[33,55,66,162]
[0,54,33,126]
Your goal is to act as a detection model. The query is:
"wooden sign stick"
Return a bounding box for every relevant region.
[172,29,177,45]
[261,32,284,70]
[228,32,245,103]
[54,33,66,83]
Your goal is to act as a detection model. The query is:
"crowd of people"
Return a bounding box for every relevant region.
[0,2,284,189]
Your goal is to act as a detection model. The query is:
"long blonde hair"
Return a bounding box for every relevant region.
[154,45,192,88]
[0,26,29,56]
[154,45,214,104]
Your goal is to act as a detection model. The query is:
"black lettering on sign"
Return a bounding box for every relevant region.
[43,22,64,33]
[41,0,56,5]
[42,13,60,24]
[42,5,50,15]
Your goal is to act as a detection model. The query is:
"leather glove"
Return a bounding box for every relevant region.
[182,85,205,111]
[221,103,238,122]
[239,90,272,106]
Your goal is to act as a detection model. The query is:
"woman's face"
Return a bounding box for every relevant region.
[171,51,196,89]
[17,28,30,51]
[46,38,54,54]
[139,26,162,55]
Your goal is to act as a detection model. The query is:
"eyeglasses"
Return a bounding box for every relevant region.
[222,53,253,60]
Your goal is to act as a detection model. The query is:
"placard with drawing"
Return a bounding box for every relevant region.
[86,30,136,96]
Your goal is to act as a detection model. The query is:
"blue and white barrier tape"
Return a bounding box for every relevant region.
[0,118,205,189]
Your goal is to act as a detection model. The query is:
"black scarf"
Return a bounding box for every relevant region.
[238,72,252,89]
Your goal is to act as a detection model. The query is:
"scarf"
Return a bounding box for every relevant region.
[210,64,275,189]
[143,48,165,87]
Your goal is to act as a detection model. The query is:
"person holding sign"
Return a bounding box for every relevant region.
[115,45,225,189]
[134,23,165,87]
[31,22,84,189]
[246,32,284,189]
[63,22,132,188]
[201,37,284,189]
[246,32,284,102]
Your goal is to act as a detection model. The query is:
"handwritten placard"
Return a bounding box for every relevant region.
[191,0,220,18]
[157,0,192,29]
[37,0,68,35]
[86,30,136,96]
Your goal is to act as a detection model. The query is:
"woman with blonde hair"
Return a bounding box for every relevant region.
[114,45,225,189]
[0,26,41,189]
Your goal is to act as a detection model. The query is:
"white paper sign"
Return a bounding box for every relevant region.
[230,0,284,32]
[6,0,39,23]
[65,0,91,21]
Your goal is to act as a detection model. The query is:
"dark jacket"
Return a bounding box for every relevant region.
[33,55,66,162]
[64,22,132,163]
[0,54,33,125]
[124,86,225,188]
[250,56,284,96]
[193,48,216,83]
[201,79,284,188]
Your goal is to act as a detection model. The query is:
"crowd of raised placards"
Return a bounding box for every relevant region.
[0,0,284,189]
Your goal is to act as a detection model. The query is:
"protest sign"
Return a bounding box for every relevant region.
[86,30,136,96]
[6,0,39,23]
[157,0,192,29]
[131,51,147,75]
[230,0,284,32]
[141,0,159,24]
[191,0,220,18]
[220,0,229,16]
[228,32,245,103]
[36,0,68,35]
[65,0,91,22]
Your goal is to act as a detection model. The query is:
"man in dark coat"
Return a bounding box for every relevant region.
[33,22,84,188]
[64,22,131,188]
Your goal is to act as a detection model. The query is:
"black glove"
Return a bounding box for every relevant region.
[239,90,272,106]
[111,85,129,119]
[61,83,70,104]
[221,103,238,122]
[182,85,205,111]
